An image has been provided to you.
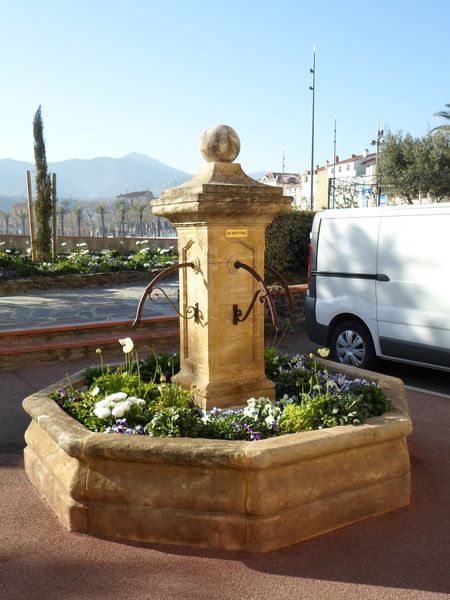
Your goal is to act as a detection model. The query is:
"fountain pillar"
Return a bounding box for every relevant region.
[152,125,292,409]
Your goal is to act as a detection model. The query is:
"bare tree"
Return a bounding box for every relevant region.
[85,209,96,237]
[0,210,10,234]
[15,208,28,235]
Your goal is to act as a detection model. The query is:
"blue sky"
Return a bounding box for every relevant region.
[1,0,449,176]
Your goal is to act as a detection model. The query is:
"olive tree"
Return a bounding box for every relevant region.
[377,130,450,203]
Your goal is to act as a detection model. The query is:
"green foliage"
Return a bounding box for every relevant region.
[146,406,203,438]
[279,386,390,433]
[0,246,177,279]
[377,130,450,203]
[201,398,282,441]
[33,106,53,261]
[264,346,316,398]
[139,352,180,383]
[0,246,40,278]
[265,210,315,277]
[265,347,391,432]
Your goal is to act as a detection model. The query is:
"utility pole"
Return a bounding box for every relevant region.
[309,45,316,211]
[52,173,57,259]
[371,119,384,206]
[25,170,36,260]
[333,115,337,208]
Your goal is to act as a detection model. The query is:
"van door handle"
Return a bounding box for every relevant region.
[376,274,390,282]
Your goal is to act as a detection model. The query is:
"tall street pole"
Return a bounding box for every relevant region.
[309,45,316,211]
[371,119,384,206]
[333,115,337,208]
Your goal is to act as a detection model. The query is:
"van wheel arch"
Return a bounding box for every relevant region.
[328,317,376,370]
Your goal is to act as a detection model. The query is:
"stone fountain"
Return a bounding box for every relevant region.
[22,126,412,552]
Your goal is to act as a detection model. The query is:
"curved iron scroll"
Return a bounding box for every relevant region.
[265,265,294,314]
[133,262,196,327]
[233,261,280,331]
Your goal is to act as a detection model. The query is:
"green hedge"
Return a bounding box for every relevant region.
[265,210,315,277]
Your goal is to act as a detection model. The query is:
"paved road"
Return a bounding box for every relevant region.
[378,359,450,398]
[1,356,449,600]
[1,282,448,397]
[0,282,178,330]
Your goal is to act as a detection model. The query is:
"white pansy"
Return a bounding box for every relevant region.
[118,337,134,354]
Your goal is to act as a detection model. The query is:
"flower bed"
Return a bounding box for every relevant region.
[50,342,393,441]
[0,243,177,279]
[22,342,412,552]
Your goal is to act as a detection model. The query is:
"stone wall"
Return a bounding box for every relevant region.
[0,234,177,253]
[266,284,307,336]
[0,270,159,295]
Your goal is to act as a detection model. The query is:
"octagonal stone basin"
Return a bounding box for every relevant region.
[22,362,412,553]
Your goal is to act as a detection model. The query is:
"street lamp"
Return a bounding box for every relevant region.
[371,120,384,206]
[309,45,316,211]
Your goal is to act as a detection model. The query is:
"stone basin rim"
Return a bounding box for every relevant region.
[23,362,412,469]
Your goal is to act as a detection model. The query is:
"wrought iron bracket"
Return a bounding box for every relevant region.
[133,262,201,327]
[233,261,281,331]
[265,265,294,314]
[233,290,266,325]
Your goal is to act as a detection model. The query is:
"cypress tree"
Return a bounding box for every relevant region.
[33,105,53,260]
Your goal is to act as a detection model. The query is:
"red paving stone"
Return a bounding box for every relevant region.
[1,348,449,600]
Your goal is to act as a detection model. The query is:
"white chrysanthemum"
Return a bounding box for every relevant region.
[94,405,112,419]
[103,392,128,403]
[128,396,145,406]
[112,401,132,418]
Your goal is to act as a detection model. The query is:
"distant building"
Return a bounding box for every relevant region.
[259,152,379,211]
[327,151,377,209]
[258,172,302,206]
[116,190,154,206]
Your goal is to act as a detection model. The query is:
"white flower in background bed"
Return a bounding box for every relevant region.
[93,392,145,419]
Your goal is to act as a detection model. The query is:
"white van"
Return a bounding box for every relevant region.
[305,203,450,371]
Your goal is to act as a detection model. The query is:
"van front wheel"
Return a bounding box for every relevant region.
[330,321,375,369]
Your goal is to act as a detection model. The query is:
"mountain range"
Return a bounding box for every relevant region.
[0,153,192,209]
[0,153,267,212]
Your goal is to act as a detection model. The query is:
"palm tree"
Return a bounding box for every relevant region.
[115,199,131,237]
[134,202,147,237]
[95,204,108,237]
[72,204,84,237]
[57,200,71,237]
[432,103,450,134]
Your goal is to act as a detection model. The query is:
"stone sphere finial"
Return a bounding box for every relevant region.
[200,124,240,163]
